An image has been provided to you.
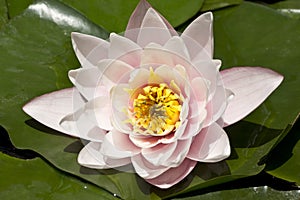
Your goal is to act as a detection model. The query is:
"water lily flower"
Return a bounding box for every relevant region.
[23,0,283,189]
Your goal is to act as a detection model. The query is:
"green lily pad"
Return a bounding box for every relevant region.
[265,117,300,185]
[201,0,243,12]
[173,186,300,200]
[5,0,205,32]
[6,0,33,18]
[0,153,117,200]
[214,2,300,130]
[58,0,205,32]
[0,0,8,28]
[0,0,300,199]
[268,0,300,19]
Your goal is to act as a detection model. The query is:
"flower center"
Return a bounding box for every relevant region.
[129,83,181,136]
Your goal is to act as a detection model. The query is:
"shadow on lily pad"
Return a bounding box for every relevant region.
[265,116,300,171]
[225,120,283,148]
[64,140,84,154]
[25,119,65,137]
[0,125,38,159]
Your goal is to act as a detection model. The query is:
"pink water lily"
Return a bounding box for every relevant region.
[23,0,283,189]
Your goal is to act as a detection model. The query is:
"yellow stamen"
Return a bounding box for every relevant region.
[128,83,182,136]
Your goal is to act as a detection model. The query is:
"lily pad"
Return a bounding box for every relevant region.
[214,2,300,130]
[6,0,33,18]
[173,186,300,200]
[0,0,299,199]
[58,0,205,32]
[265,117,300,185]
[0,153,117,200]
[268,0,300,19]
[201,0,243,12]
[0,0,8,28]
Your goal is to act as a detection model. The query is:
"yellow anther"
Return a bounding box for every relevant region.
[128,82,182,136]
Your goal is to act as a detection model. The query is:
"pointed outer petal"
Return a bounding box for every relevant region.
[220,67,284,126]
[110,84,133,134]
[187,122,230,162]
[131,154,170,179]
[162,138,192,167]
[60,96,113,141]
[137,8,172,47]
[97,59,134,90]
[108,33,142,67]
[125,0,177,42]
[203,86,233,128]
[163,36,190,61]
[69,68,109,101]
[71,32,109,68]
[101,129,140,159]
[23,88,81,137]
[181,12,213,60]
[78,142,131,169]
[141,141,177,166]
[146,158,197,189]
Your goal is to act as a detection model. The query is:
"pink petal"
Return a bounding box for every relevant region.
[137,8,172,47]
[110,84,132,134]
[181,12,213,60]
[192,59,221,97]
[162,138,192,167]
[187,122,230,162]
[71,32,109,68]
[23,88,81,137]
[163,36,190,61]
[78,142,131,169]
[68,68,109,100]
[100,129,140,159]
[60,96,113,141]
[204,86,233,127]
[140,46,174,67]
[131,154,170,179]
[125,0,177,42]
[220,67,284,126]
[172,120,188,141]
[180,114,204,140]
[129,134,162,148]
[152,65,188,96]
[97,59,134,90]
[108,33,142,67]
[141,142,177,166]
[129,129,177,147]
[146,158,197,189]
[191,77,209,102]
